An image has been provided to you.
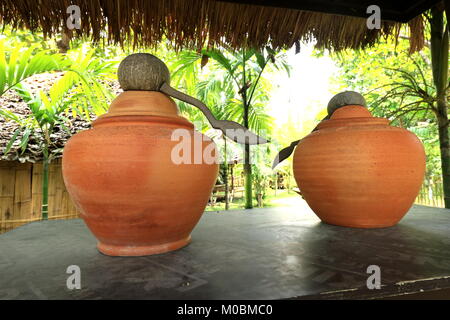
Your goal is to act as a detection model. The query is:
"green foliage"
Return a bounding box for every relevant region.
[332,38,436,123]
[59,46,118,117]
[2,45,117,159]
[169,47,290,135]
[0,40,68,97]
[252,155,272,197]
[411,123,441,184]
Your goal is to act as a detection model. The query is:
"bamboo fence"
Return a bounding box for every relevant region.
[0,158,79,234]
[415,182,445,208]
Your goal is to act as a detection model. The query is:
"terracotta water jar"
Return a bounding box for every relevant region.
[62,55,219,256]
[293,105,426,228]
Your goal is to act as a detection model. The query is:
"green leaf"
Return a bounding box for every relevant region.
[0,108,21,123]
[4,129,21,154]
[0,41,7,94]
[19,127,32,154]
[203,50,234,75]
[16,46,36,81]
[255,51,266,70]
[7,46,20,85]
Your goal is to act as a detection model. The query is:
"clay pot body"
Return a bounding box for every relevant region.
[293,105,425,228]
[62,91,219,256]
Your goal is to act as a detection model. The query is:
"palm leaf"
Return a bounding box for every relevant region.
[4,128,21,155]
[19,127,32,154]
[0,108,21,123]
[203,50,234,76]
[0,40,66,97]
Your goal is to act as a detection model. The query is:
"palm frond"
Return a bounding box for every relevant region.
[0,41,68,96]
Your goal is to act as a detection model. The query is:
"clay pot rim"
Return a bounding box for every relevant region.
[93,115,194,128]
[317,117,390,130]
[318,105,390,130]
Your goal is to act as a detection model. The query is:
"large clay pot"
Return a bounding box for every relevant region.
[293,105,425,228]
[62,91,219,256]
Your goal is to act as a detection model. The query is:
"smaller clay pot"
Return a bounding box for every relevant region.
[293,105,426,228]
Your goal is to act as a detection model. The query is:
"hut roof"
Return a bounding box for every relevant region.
[0,0,435,52]
[222,0,440,23]
[0,74,121,163]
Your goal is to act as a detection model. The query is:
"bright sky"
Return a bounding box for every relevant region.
[267,42,339,136]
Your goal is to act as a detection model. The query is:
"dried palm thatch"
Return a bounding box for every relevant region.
[0,0,425,52]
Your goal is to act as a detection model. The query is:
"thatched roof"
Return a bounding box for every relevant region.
[0,0,427,52]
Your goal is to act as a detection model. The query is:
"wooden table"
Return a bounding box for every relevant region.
[1,204,450,299]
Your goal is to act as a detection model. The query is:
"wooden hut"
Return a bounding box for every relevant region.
[0,75,86,233]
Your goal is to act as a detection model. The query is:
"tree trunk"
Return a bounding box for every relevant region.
[231,165,235,191]
[42,149,49,220]
[257,193,263,207]
[430,6,450,207]
[242,51,253,209]
[56,31,71,53]
[224,137,229,210]
[437,110,450,208]
[274,173,278,196]
[243,101,253,209]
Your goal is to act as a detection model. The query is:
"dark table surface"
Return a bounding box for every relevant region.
[1,200,450,300]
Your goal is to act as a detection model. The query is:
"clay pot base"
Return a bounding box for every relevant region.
[320,218,400,229]
[97,236,191,257]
